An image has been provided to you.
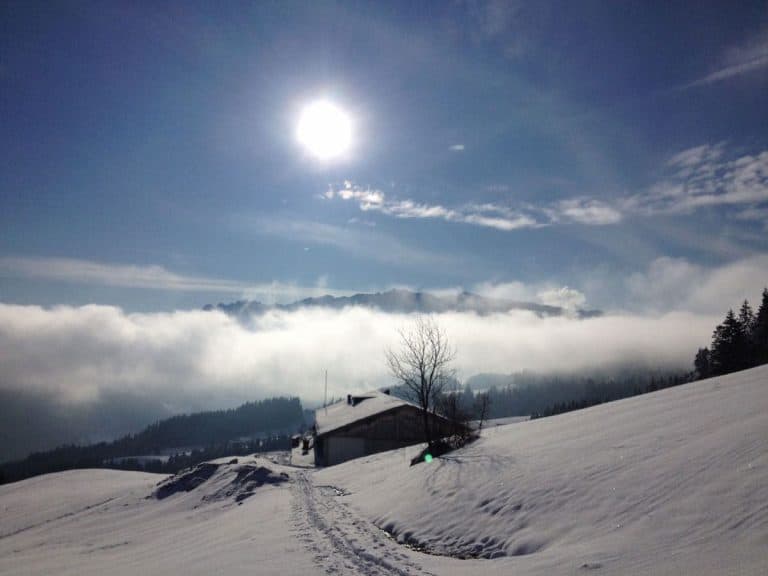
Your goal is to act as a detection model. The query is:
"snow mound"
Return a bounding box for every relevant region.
[153,457,289,504]
[154,462,219,499]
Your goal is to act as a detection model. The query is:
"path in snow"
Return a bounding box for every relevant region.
[290,470,437,576]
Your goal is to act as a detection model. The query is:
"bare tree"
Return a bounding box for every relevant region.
[474,392,491,431]
[437,383,474,445]
[386,316,455,450]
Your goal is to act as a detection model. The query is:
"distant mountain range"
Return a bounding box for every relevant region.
[204,289,602,318]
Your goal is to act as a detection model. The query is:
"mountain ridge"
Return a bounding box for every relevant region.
[204,288,602,318]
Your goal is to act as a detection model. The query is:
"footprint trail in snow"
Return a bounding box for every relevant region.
[290,471,436,576]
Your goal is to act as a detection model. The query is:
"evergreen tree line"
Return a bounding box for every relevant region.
[694,288,768,379]
[135,396,304,448]
[390,369,692,423]
[529,373,689,419]
[0,397,304,485]
[480,371,691,420]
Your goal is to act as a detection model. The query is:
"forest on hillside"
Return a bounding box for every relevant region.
[0,397,305,485]
[694,288,768,378]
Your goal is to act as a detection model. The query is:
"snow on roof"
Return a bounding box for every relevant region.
[314,390,417,437]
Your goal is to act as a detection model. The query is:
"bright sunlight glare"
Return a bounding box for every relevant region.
[296,100,353,161]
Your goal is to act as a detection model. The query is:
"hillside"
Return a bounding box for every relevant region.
[1,365,766,575]
[0,396,305,483]
[319,364,768,573]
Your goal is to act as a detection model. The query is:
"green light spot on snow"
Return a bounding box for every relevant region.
[424,454,433,463]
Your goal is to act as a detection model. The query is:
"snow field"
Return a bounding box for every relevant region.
[318,365,768,575]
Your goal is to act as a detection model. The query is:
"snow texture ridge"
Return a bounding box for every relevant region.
[153,459,289,503]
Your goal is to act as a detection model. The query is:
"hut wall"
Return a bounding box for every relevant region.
[316,406,456,466]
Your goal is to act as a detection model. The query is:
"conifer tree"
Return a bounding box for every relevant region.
[738,299,756,368]
[738,300,755,336]
[709,309,746,375]
[694,347,711,379]
[754,288,768,365]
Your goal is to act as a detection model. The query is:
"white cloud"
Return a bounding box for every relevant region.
[537,286,587,310]
[449,144,465,151]
[626,145,768,216]
[686,29,768,88]
[4,253,765,418]
[549,197,623,225]
[667,143,725,171]
[470,280,536,302]
[325,182,621,231]
[371,199,456,220]
[326,142,766,234]
[0,303,717,414]
[328,182,543,231]
[461,212,538,231]
[626,254,768,314]
[471,280,588,312]
[735,206,768,228]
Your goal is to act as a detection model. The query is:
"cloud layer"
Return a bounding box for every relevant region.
[1,252,764,446]
[0,303,717,415]
[626,253,768,314]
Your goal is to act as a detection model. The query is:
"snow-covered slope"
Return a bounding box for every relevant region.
[318,364,768,575]
[0,458,317,576]
[1,366,766,575]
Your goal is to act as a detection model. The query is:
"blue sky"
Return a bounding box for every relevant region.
[2,0,767,311]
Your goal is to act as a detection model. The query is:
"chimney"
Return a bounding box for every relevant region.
[347,394,352,405]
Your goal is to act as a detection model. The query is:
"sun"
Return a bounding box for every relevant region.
[296,100,353,161]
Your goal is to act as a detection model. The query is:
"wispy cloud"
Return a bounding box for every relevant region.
[735,206,768,229]
[0,256,343,304]
[323,182,620,231]
[685,29,768,88]
[324,182,541,231]
[624,144,768,216]
[324,141,766,235]
[449,144,465,151]
[546,197,623,225]
[0,256,251,293]
[249,215,457,267]
[462,0,530,59]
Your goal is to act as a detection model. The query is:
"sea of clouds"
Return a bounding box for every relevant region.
[0,303,719,411]
[2,252,766,460]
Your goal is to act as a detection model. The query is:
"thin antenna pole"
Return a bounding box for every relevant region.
[324,369,328,413]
